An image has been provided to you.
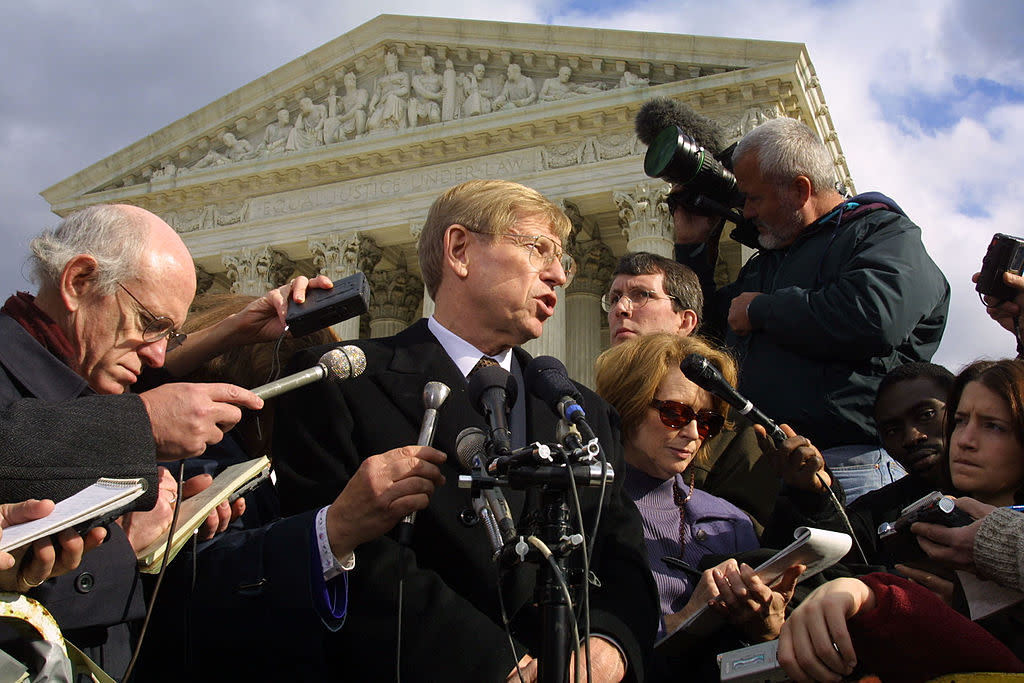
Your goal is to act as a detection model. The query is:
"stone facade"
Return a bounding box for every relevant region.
[41,15,853,388]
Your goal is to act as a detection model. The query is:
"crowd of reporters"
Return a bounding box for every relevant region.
[0,105,1022,683]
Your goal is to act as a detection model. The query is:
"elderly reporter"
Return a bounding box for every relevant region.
[0,203,328,677]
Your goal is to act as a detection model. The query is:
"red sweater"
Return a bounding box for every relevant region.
[848,573,1024,682]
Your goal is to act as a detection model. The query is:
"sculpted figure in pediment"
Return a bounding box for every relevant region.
[539,66,577,101]
[460,63,497,118]
[324,73,369,142]
[367,50,410,132]
[618,70,649,88]
[286,97,327,151]
[408,55,444,128]
[441,59,459,122]
[256,109,292,156]
[193,132,255,169]
[152,160,176,179]
[493,64,536,110]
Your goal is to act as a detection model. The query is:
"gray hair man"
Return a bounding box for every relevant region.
[674,116,950,502]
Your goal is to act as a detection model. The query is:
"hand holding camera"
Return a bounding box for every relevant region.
[974,233,1024,344]
[877,491,973,540]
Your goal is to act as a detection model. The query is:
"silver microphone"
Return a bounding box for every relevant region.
[396,381,451,545]
[456,427,504,555]
[251,345,366,400]
[455,427,516,544]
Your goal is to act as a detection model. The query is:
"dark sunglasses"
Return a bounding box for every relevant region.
[650,399,725,439]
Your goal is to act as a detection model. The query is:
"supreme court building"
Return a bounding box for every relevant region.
[42,14,852,388]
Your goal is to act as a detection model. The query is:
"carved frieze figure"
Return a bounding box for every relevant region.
[459,63,495,117]
[408,55,444,128]
[539,66,577,101]
[493,63,536,110]
[441,59,459,122]
[286,97,327,151]
[367,50,410,132]
[618,70,649,88]
[256,109,293,155]
[151,160,177,179]
[323,72,369,143]
[192,132,254,169]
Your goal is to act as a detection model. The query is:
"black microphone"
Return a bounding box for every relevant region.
[466,365,517,461]
[250,346,366,399]
[524,356,596,443]
[396,381,451,546]
[679,353,787,447]
[635,96,725,152]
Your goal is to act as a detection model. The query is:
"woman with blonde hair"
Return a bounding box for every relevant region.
[596,333,800,647]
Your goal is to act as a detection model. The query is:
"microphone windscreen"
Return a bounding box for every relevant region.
[319,349,351,379]
[340,345,367,377]
[466,365,518,416]
[455,427,488,471]
[634,97,725,154]
[524,356,582,409]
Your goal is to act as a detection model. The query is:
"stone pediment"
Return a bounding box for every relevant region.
[41,14,845,219]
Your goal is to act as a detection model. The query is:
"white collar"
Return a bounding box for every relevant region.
[427,316,512,378]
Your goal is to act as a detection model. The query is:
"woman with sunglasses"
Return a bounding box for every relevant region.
[595,333,802,652]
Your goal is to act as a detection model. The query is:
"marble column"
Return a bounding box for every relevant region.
[564,238,615,390]
[612,182,674,258]
[222,246,294,296]
[308,232,382,341]
[368,266,424,338]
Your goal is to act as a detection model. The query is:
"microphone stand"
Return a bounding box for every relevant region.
[472,445,609,683]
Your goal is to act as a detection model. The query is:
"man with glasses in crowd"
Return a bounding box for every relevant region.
[603,252,779,533]
[274,180,658,682]
[0,203,445,678]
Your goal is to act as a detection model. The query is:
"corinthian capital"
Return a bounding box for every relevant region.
[222,246,294,295]
[612,183,674,257]
[368,267,424,325]
[570,238,616,296]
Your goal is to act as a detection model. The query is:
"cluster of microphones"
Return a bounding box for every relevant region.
[246,344,807,554]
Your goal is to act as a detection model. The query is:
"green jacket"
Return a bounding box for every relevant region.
[681,193,950,450]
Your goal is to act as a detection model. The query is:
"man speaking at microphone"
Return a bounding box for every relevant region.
[274,180,658,682]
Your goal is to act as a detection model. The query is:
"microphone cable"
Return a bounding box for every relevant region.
[122,460,185,682]
[560,445,592,683]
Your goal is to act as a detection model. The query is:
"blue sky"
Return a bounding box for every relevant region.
[1,0,1022,371]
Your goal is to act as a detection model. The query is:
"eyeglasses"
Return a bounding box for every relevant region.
[650,399,724,439]
[117,283,187,351]
[601,288,680,313]
[466,228,577,287]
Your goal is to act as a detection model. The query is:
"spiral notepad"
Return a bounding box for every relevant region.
[0,477,148,552]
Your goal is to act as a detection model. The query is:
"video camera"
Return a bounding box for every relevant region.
[644,126,743,219]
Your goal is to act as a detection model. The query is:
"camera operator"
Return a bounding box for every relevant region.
[663,113,949,500]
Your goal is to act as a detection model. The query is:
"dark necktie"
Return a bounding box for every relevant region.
[469,355,499,377]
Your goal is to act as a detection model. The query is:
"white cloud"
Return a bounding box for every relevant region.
[1,0,1020,372]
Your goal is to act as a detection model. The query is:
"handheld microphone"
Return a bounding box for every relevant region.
[456,428,513,553]
[524,356,596,443]
[679,353,787,447]
[681,354,866,562]
[251,346,366,399]
[466,365,517,461]
[396,381,451,546]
